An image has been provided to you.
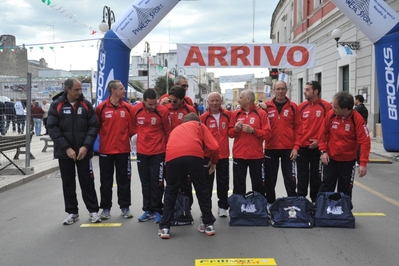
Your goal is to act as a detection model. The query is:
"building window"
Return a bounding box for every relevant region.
[298,78,303,102]
[342,65,349,92]
[138,70,148,77]
[314,0,322,9]
[315,72,322,96]
[297,0,303,24]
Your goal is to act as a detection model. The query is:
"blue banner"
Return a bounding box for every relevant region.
[95,30,131,106]
[375,30,399,151]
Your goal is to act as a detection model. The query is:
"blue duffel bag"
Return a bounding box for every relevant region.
[314,192,355,228]
[228,191,269,226]
[269,196,314,228]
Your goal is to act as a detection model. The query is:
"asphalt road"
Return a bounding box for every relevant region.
[0,156,398,266]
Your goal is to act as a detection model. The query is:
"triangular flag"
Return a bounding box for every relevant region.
[90,30,97,35]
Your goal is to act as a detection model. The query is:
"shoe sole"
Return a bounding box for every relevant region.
[100,216,110,220]
[218,214,227,217]
[205,231,215,236]
[160,234,170,239]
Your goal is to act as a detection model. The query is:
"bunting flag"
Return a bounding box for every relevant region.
[39,1,96,35]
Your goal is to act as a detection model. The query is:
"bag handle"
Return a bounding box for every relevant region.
[244,191,255,198]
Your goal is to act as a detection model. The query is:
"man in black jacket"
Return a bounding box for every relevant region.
[354,95,368,123]
[47,78,101,225]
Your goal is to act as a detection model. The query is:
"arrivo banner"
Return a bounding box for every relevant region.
[176,44,316,68]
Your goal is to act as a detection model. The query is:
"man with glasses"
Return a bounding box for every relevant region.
[318,91,370,199]
[259,81,301,207]
[132,89,171,224]
[159,75,193,106]
[96,80,135,220]
[297,80,332,203]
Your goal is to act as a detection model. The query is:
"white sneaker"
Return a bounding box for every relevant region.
[158,228,170,239]
[218,208,228,217]
[89,212,101,223]
[63,213,79,225]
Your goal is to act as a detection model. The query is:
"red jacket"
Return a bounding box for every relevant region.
[228,105,271,159]
[166,120,219,164]
[264,98,302,150]
[200,108,232,159]
[298,98,332,147]
[131,102,171,155]
[96,98,135,154]
[167,103,197,129]
[159,93,194,106]
[318,110,370,166]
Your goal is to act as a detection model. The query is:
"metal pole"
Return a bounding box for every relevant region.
[25,73,32,167]
[166,71,169,94]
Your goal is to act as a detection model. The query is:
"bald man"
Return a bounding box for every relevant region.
[228,89,271,197]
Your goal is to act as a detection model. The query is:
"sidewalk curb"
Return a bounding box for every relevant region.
[0,166,59,193]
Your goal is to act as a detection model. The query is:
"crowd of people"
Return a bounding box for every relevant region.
[0,98,51,136]
[44,77,370,240]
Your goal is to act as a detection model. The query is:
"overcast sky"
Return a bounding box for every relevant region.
[1,0,279,80]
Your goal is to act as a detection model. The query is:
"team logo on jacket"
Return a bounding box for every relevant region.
[249,117,255,124]
[316,110,322,117]
[222,122,227,129]
[303,111,309,118]
[283,110,289,117]
[77,107,83,115]
[120,111,125,117]
[63,109,71,114]
[151,117,157,125]
[178,113,184,119]
[345,124,351,131]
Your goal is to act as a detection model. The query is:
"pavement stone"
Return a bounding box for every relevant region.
[1,133,398,193]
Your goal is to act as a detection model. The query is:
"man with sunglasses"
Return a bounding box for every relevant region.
[159,75,193,106]
[297,80,332,203]
[165,85,197,209]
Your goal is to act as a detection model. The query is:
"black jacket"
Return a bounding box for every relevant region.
[47,92,98,159]
[354,103,368,124]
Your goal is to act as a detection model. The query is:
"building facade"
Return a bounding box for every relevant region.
[270,0,399,137]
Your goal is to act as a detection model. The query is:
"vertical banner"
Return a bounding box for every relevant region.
[374,32,399,151]
[331,0,399,151]
[95,0,180,106]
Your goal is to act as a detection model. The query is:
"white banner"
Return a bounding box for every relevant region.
[330,0,399,43]
[111,0,180,49]
[219,74,255,83]
[177,44,316,68]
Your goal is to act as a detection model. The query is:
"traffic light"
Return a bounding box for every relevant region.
[270,68,279,80]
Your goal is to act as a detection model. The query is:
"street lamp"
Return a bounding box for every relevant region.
[141,41,151,89]
[163,67,169,94]
[331,28,360,50]
[99,6,115,33]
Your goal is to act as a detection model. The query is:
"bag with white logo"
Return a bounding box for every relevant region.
[314,192,355,228]
[227,191,269,226]
[269,196,314,228]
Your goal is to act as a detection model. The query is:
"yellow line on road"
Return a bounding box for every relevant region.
[80,223,122,227]
[355,180,399,207]
[353,212,386,216]
[195,258,277,266]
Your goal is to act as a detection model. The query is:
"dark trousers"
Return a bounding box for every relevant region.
[319,158,356,199]
[296,147,322,202]
[0,116,5,135]
[5,115,16,132]
[204,157,230,209]
[160,156,216,229]
[59,158,99,214]
[137,153,165,213]
[232,158,265,196]
[16,115,25,134]
[99,153,131,210]
[264,149,297,204]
